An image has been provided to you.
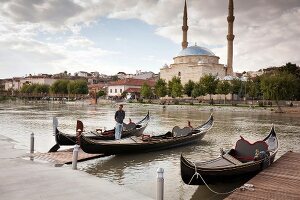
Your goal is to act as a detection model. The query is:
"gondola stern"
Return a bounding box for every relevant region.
[53,117,58,135]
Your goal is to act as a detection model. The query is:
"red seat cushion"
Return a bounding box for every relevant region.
[234,136,268,162]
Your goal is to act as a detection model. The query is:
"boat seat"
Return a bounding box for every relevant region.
[234,136,268,162]
[222,154,243,165]
[172,126,192,137]
[123,123,136,131]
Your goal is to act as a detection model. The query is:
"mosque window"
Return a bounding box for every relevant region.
[115,89,117,93]
[110,89,112,93]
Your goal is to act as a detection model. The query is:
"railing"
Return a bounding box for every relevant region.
[0,92,88,99]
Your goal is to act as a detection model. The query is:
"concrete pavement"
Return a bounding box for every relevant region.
[0,135,154,200]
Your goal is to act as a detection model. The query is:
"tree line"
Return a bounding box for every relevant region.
[20,79,88,95]
[140,63,300,105]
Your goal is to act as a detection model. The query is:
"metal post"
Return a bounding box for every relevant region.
[30,133,34,154]
[157,168,164,200]
[72,144,79,170]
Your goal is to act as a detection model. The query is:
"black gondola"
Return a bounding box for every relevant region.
[79,114,214,155]
[181,126,279,185]
[49,112,150,152]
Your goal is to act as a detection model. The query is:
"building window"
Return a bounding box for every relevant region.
[110,89,112,93]
[120,89,122,93]
[115,89,117,93]
[178,72,181,77]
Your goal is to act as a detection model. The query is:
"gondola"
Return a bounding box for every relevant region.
[49,112,150,152]
[79,114,214,155]
[181,125,279,185]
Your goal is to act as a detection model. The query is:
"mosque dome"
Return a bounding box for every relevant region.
[177,45,215,57]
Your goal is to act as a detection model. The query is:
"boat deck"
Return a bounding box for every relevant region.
[32,148,105,165]
[226,151,300,200]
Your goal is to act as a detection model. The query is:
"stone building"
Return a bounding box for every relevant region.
[160,0,234,85]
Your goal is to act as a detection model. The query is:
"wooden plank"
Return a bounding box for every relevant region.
[226,151,300,200]
[32,148,105,165]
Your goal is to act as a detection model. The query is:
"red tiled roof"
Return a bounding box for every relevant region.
[88,83,105,89]
[125,88,141,93]
[109,78,155,87]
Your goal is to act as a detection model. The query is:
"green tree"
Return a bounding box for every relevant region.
[70,79,88,94]
[167,80,173,96]
[169,76,183,97]
[246,79,260,104]
[154,79,167,98]
[184,80,195,97]
[20,84,30,93]
[191,83,205,98]
[34,84,50,94]
[50,79,69,94]
[140,83,153,99]
[216,81,231,104]
[278,63,300,100]
[260,71,298,112]
[200,74,219,103]
[97,90,106,98]
[121,91,128,98]
[230,78,242,96]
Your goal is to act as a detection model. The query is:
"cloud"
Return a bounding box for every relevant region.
[0,0,299,78]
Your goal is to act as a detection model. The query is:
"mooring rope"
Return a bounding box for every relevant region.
[188,161,247,195]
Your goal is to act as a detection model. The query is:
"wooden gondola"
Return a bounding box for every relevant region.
[181,126,279,185]
[49,112,150,152]
[79,114,214,155]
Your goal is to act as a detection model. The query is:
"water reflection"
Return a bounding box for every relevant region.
[0,102,300,199]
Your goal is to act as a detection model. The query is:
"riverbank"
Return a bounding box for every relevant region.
[0,134,153,200]
[127,102,300,115]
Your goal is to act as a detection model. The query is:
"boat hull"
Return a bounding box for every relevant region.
[80,130,206,155]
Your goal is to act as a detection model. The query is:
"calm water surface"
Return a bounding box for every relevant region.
[0,101,299,200]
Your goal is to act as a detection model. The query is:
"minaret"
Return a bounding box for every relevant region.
[226,0,235,76]
[182,0,188,49]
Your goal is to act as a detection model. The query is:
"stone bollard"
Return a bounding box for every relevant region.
[30,133,34,154]
[72,144,79,170]
[157,168,164,200]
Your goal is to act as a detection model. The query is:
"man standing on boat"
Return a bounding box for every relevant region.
[114,104,125,140]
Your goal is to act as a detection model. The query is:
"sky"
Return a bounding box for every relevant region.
[0,0,299,79]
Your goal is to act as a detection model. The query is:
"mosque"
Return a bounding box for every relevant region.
[160,0,235,85]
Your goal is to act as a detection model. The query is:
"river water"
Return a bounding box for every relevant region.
[0,101,299,199]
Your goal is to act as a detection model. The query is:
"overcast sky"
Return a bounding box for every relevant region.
[0,0,299,78]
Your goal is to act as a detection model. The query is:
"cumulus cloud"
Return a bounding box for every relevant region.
[0,0,299,78]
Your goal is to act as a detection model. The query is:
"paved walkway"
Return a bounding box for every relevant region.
[0,135,153,200]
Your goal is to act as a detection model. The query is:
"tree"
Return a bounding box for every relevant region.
[278,63,300,100]
[34,84,49,94]
[230,78,242,96]
[154,79,167,98]
[169,76,183,97]
[246,79,260,105]
[184,80,195,97]
[97,90,106,98]
[167,80,173,96]
[20,84,31,93]
[199,74,219,103]
[69,79,88,94]
[50,79,69,94]
[260,71,298,112]
[216,81,231,104]
[191,83,205,98]
[140,83,153,99]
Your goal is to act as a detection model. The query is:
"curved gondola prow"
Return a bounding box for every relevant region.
[136,111,150,125]
[76,120,84,145]
[49,117,60,152]
[53,117,58,135]
[193,113,214,132]
[263,125,279,154]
